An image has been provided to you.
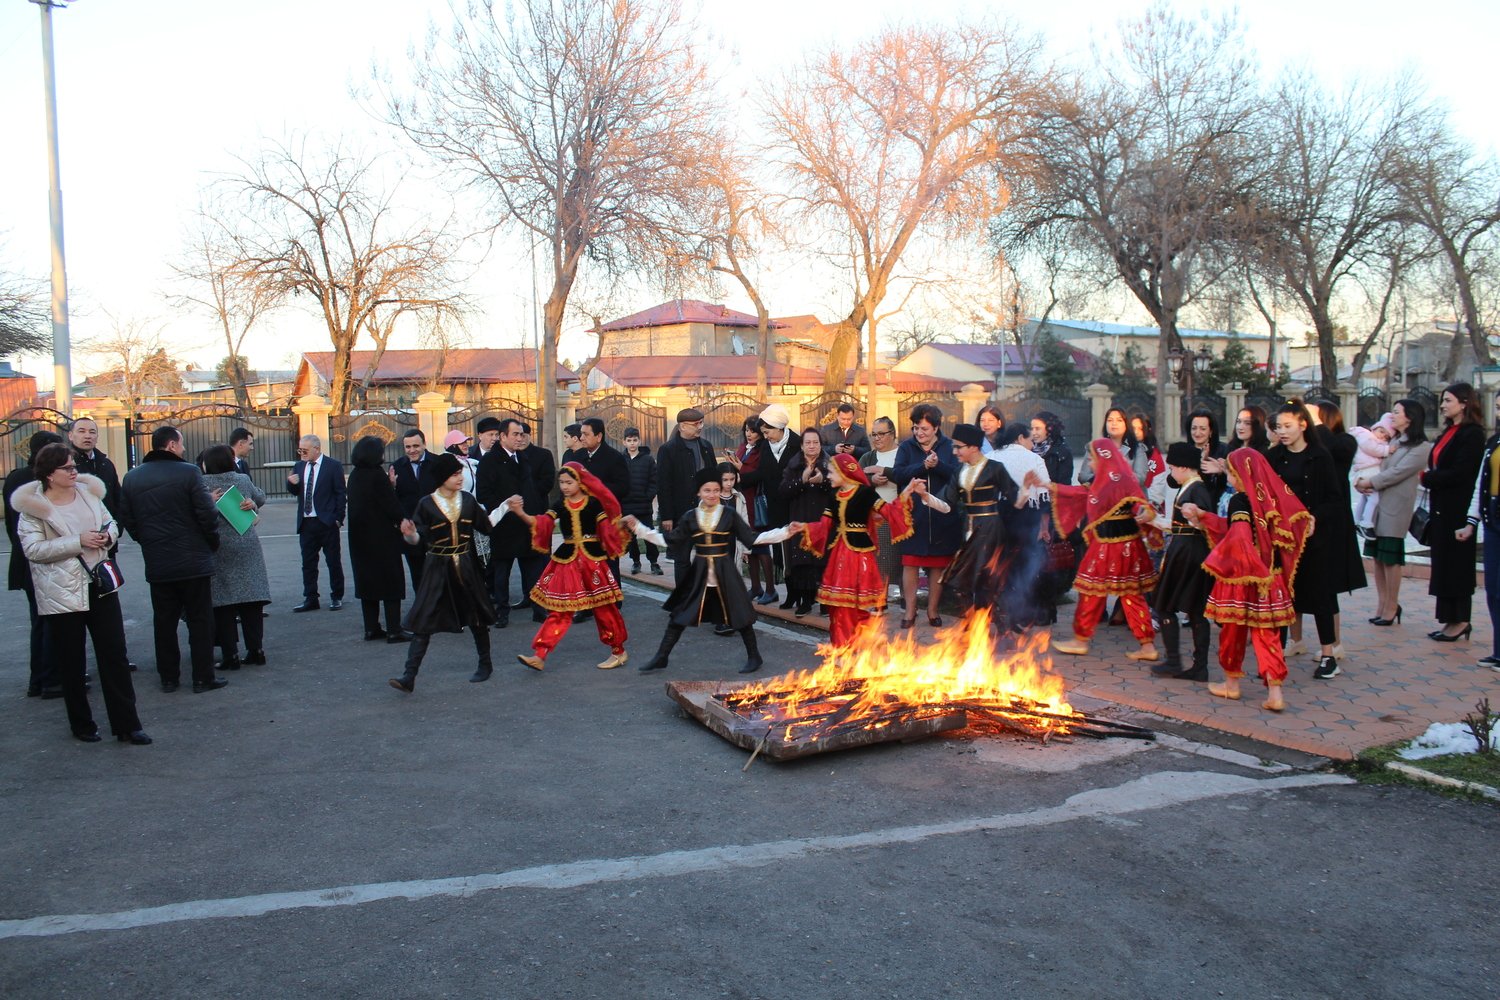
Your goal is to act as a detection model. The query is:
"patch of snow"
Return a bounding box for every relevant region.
[1397,721,1500,760]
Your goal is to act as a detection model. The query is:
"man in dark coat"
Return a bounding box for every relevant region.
[391,428,441,587]
[470,415,502,464]
[476,418,550,627]
[118,425,227,693]
[286,432,347,614]
[755,403,801,587]
[620,427,659,574]
[654,407,717,584]
[229,426,255,477]
[6,430,64,697]
[572,417,630,610]
[820,403,871,460]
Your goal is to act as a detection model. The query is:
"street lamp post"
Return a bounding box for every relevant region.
[33,0,74,416]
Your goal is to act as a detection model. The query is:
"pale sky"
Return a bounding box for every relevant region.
[1,0,1496,388]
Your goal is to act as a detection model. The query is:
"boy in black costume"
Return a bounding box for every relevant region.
[1141,441,1216,680]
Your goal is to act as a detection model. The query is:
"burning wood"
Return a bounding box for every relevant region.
[665,610,1153,761]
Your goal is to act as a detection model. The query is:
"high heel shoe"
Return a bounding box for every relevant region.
[1432,624,1473,642]
[1370,606,1403,627]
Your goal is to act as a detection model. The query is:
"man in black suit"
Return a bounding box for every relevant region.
[575,417,631,609]
[119,425,227,692]
[286,433,346,612]
[390,428,441,587]
[470,416,502,463]
[820,403,871,460]
[477,418,550,627]
[229,426,255,476]
[654,407,717,585]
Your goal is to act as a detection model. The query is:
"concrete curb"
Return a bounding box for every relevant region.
[1384,760,1500,800]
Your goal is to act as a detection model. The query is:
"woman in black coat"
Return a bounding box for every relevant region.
[346,436,409,642]
[1312,402,1368,600]
[779,427,834,617]
[1422,383,1487,641]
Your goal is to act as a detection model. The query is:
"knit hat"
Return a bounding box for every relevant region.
[1373,412,1397,436]
[1165,441,1201,468]
[758,403,791,430]
[951,423,984,448]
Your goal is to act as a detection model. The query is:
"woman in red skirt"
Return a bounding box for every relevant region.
[1051,438,1162,660]
[510,462,629,671]
[798,453,925,647]
[1181,447,1310,712]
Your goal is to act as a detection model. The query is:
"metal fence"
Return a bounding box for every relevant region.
[894,392,962,438]
[129,404,297,496]
[0,406,72,477]
[697,393,763,455]
[580,394,668,451]
[446,396,539,436]
[999,395,1091,452]
[799,391,865,433]
[328,410,419,468]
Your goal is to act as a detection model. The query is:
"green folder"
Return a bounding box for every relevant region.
[215,485,257,536]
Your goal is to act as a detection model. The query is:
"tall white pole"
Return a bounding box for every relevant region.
[36,1,72,416]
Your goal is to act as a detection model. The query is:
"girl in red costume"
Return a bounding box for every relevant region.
[799,453,928,647]
[509,462,630,671]
[1050,439,1162,661]
[1181,447,1310,712]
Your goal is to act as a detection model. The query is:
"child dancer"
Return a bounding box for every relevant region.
[511,462,630,671]
[388,453,499,692]
[1181,447,1310,712]
[798,453,934,647]
[1142,442,1216,680]
[629,467,803,674]
[1050,439,1162,661]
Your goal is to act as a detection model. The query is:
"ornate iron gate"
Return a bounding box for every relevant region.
[696,392,764,455]
[581,394,667,450]
[799,391,865,433]
[328,410,419,468]
[0,406,72,477]
[129,404,297,495]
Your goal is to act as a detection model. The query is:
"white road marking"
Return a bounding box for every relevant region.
[0,770,1350,940]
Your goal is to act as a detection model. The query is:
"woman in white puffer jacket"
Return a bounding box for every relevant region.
[15,442,149,745]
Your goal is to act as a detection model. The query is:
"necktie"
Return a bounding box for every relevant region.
[304,461,316,516]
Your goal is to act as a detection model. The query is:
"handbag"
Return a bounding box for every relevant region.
[1409,489,1432,546]
[79,555,124,595]
[753,490,770,529]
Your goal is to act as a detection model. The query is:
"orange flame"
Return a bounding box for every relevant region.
[728,609,1078,742]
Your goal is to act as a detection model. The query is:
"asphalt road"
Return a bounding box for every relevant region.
[1,502,1495,999]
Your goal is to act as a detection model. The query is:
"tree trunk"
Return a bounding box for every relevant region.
[1446,238,1493,366]
[539,280,569,456]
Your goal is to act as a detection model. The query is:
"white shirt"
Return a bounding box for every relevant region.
[302,455,324,518]
[867,447,900,501]
[992,445,1050,508]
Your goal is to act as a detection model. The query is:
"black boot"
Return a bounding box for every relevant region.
[1173,617,1211,681]
[1152,616,1181,676]
[638,625,684,672]
[389,635,428,692]
[470,627,493,682]
[738,626,764,674]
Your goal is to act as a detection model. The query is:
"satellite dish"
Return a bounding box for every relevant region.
[731,333,746,356]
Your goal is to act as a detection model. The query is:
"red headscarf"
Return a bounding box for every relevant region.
[1054,438,1154,538]
[831,452,870,486]
[559,461,622,521]
[1218,446,1311,595]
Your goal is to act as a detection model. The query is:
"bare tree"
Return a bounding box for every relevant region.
[83,316,181,409]
[1007,5,1260,430]
[1248,73,1427,392]
[226,139,467,414]
[1389,120,1500,370]
[172,208,278,408]
[0,246,51,358]
[383,0,720,449]
[765,20,1050,393]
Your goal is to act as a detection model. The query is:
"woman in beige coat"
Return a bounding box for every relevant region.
[15,443,149,744]
[1355,400,1434,627]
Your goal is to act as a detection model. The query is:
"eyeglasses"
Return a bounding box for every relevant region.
[871,430,893,437]
[59,464,78,473]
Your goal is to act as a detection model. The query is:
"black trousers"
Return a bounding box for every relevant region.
[625,534,660,566]
[46,588,140,737]
[493,552,547,625]
[361,599,403,633]
[24,588,58,692]
[213,602,265,658]
[149,576,217,684]
[299,517,345,601]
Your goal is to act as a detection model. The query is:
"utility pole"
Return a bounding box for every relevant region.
[34,0,73,415]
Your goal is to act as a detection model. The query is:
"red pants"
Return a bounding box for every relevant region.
[1073,593,1153,644]
[827,607,872,647]
[531,604,627,659]
[1218,623,1286,686]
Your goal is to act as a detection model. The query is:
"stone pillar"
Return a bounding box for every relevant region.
[1336,382,1359,429]
[1084,383,1113,438]
[1279,382,1305,402]
[957,383,990,425]
[293,393,333,445]
[1161,384,1184,444]
[90,397,131,467]
[1222,382,1247,429]
[414,391,450,447]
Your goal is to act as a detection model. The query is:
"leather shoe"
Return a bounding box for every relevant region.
[293,601,320,613]
[386,631,412,643]
[329,599,343,611]
[160,680,180,693]
[192,678,229,693]
[74,730,102,743]
[243,650,267,665]
[40,686,65,700]
[364,629,389,641]
[117,730,153,745]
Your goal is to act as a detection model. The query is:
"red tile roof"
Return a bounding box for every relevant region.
[592,356,977,392]
[299,349,575,389]
[591,299,789,333]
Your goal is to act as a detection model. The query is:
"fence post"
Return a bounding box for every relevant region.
[1223,382,1247,429]
[293,393,333,445]
[89,397,130,466]
[957,383,990,424]
[1336,382,1359,429]
[414,391,449,446]
[1084,383,1113,437]
[1279,381,1305,402]
[1161,384,1184,443]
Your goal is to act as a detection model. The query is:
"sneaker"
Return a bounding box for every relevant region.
[1313,656,1340,680]
[1284,639,1307,657]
